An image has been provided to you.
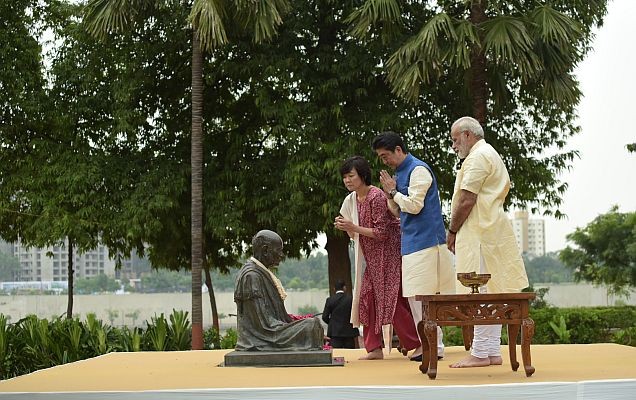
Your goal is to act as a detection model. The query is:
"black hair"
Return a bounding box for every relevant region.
[335,279,346,291]
[371,131,408,153]
[339,156,372,186]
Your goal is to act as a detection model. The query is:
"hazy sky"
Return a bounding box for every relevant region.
[542,0,636,252]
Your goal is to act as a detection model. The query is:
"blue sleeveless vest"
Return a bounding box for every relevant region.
[395,154,447,255]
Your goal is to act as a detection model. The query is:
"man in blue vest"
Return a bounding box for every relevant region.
[372,131,455,361]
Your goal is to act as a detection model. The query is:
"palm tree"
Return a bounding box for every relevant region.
[347,0,606,126]
[84,0,289,349]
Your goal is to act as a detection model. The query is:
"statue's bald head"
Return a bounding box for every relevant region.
[252,230,284,268]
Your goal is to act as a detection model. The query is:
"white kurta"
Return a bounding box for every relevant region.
[451,140,528,293]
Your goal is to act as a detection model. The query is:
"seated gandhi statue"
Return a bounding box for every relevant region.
[234,230,324,351]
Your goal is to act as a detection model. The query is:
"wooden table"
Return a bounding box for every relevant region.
[415,292,536,380]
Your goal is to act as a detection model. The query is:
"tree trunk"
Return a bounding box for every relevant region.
[66,238,74,319]
[190,30,204,350]
[325,233,352,296]
[469,0,489,127]
[204,266,219,332]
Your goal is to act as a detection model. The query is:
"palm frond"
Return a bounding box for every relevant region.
[83,0,153,40]
[385,13,457,102]
[189,0,229,51]
[529,5,582,46]
[539,72,581,106]
[482,16,541,79]
[385,60,430,103]
[449,19,478,69]
[234,0,291,44]
[345,0,402,40]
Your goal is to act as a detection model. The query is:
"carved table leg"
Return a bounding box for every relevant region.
[417,320,429,375]
[521,318,536,377]
[507,323,520,371]
[461,325,473,350]
[423,320,438,380]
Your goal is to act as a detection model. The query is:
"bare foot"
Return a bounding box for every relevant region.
[409,346,422,360]
[489,355,503,365]
[359,348,383,360]
[449,355,491,368]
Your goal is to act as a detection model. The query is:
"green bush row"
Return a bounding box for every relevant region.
[0,311,237,380]
[442,306,636,347]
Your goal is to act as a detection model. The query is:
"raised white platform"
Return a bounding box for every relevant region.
[1,345,635,399]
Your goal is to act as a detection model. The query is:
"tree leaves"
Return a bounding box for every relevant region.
[560,207,636,296]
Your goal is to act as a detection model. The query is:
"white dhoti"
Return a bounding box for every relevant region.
[402,244,456,355]
[471,254,506,358]
[402,244,455,297]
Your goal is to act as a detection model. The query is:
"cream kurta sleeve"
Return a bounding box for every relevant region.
[393,166,432,215]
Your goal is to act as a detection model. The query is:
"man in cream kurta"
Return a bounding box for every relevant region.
[447,117,529,368]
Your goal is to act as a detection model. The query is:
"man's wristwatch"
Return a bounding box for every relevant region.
[389,189,398,199]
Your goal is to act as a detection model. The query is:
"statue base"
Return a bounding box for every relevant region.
[222,350,344,367]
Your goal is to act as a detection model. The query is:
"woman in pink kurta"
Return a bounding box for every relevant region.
[335,156,420,359]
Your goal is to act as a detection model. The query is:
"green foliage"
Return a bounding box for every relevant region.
[613,327,636,347]
[549,315,571,344]
[523,286,551,309]
[297,304,320,316]
[145,314,169,351]
[75,274,121,294]
[0,251,20,281]
[118,327,143,352]
[523,253,573,284]
[219,328,238,350]
[441,306,636,348]
[203,327,237,350]
[84,313,112,356]
[209,253,330,292]
[346,0,608,218]
[167,310,191,351]
[138,270,192,293]
[277,254,329,291]
[560,207,636,296]
[204,327,222,350]
[0,309,230,379]
[529,306,636,345]
[0,315,10,378]
[440,326,465,347]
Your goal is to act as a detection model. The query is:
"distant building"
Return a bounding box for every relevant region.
[0,238,152,283]
[511,210,546,258]
[1,238,116,282]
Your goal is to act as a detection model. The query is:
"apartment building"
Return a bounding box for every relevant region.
[511,210,546,258]
[2,238,116,282]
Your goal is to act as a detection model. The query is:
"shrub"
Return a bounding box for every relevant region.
[204,327,221,349]
[297,304,320,315]
[220,328,238,349]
